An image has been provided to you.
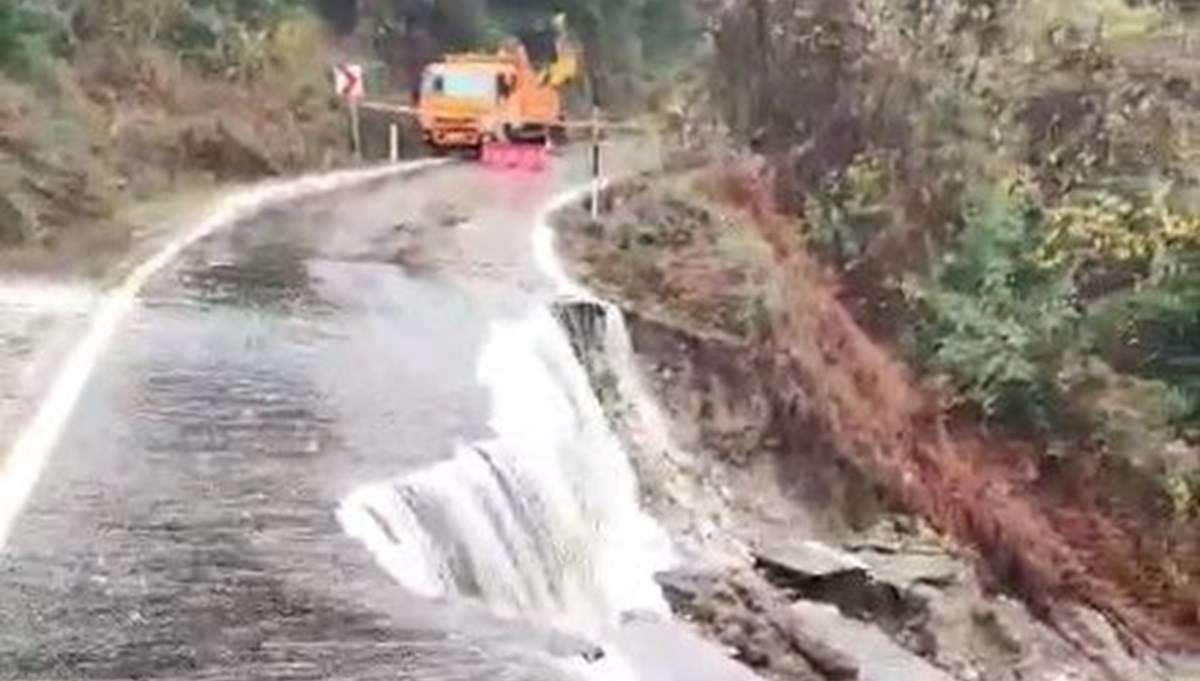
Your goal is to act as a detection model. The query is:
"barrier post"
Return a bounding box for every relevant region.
[350,99,362,161]
[590,106,601,220]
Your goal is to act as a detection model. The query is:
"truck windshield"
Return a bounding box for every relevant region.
[423,70,497,101]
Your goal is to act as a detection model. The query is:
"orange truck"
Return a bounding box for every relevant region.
[416,15,579,160]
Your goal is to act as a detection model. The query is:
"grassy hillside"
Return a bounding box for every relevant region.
[0,0,347,259]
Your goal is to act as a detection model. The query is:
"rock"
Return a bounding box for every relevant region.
[856,550,963,590]
[753,542,928,637]
[1054,605,1172,681]
[788,601,956,681]
[657,566,754,625]
[613,611,774,681]
[753,541,870,583]
[0,191,36,245]
[768,605,860,680]
[970,606,1024,656]
[841,518,965,592]
[655,567,824,679]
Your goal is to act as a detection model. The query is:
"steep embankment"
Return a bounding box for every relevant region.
[555,171,1198,673]
[0,3,371,275]
[1,59,350,273]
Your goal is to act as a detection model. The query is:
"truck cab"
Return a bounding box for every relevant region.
[416,42,568,155]
[417,61,509,150]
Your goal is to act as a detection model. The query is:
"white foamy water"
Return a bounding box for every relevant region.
[338,305,674,635]
[337,182,683,681]
[0,280,97,314]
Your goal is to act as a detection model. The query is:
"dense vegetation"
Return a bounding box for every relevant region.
[336,0,698,107]
[0,0,695,251]
[711,0,1200,517]
[0,0,343,250]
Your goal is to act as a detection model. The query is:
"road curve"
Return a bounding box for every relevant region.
[0,148,647,681]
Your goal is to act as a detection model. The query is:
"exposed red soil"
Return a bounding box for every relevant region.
[566,166,1199,656]
[740,190,1199,654]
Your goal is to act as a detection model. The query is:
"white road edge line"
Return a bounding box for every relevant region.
[0,159,445,550]
[531,177,616,298]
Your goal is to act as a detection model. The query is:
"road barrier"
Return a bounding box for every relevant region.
[351,97,649,217]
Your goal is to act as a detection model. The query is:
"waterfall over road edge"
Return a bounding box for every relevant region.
[338,301,674,636]
[336,182,686,681]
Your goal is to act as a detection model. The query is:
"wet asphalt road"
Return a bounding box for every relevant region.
[0,150,639,680]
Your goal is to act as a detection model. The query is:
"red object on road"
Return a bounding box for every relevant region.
[481,142,548,171]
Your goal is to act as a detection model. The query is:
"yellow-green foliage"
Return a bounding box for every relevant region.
[1014,0,1163,48]
[1166,470,1199,520]
[715,0,1200,443]
[808,151,896,267]
[267,13,325,85]
[1041,189,1200,270]
[98,0,188,46]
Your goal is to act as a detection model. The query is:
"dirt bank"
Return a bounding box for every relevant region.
[554,172,1197,680]
[0,36,424,279]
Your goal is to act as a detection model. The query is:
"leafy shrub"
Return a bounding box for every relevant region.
[1041,189,1200,296]
[1068,359,1194,460]
[1166,469,1199,520]
[1088,270,1200,433]
[0,0,55,77]
[266,12,325,83]
[808,152,895,269]
[65,0,321,80]
[908,178,1082,430]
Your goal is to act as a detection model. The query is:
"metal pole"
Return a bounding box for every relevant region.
[590,105,600,220]
[389,123,400,163]
[350,99,362,161]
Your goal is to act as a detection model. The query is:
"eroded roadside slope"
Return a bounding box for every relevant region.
[554,172,1198,681]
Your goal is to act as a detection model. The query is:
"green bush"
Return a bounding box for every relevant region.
[808,152,895,269]
[908,179,1083,431]
[1088,268,1200,433]
[1166,469,1199,520]
[906,175,1200,438]
[0,0,54,77]
[160,1,318,78]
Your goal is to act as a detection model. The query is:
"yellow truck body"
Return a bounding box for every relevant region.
[416,20,578,154]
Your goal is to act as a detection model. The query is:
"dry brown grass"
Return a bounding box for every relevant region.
[749,184,1199,653]
[0,33,348,271]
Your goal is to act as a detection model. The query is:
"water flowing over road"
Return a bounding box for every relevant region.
[0,148,694,681]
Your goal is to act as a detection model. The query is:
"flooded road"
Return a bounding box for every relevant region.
[0,148,661,681]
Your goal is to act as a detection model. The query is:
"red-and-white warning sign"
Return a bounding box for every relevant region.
[333,63,364,100]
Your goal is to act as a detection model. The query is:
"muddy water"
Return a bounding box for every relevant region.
[0,146,666,680]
